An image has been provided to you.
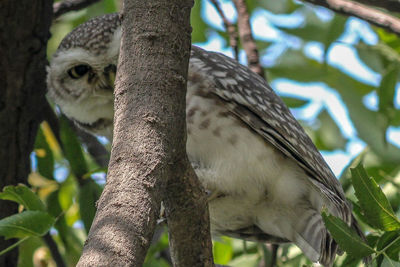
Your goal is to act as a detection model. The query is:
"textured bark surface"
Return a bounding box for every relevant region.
[234,0,265,79]
[77,0,214,266]
[0,0,52,265]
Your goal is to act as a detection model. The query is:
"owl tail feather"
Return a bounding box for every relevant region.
[292,211,370,267]
[291,210,337,267]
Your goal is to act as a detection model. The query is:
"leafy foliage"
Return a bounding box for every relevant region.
[1,0,400,266]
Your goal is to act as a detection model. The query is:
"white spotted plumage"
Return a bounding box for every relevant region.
[47,13,365,267]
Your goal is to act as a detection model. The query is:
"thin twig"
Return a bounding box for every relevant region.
[209,0,239,60]
[234,0,266,80]
[42,100,63,150]
[70,123,110,169]
[43,233,66,267]
[269,244,279,267]
[352,0,400,13]
[53,0,101,19]
[303,0,400,37]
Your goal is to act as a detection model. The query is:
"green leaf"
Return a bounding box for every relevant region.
[46,190,83,266]
[34,127,54,180]
[191,0,207,43]
[351,164,400,231]
[58,175,77,212]
[18,236,43,267]
[275,9,346,48]
[321,209,375,258]
[378,64,399,137]
[356,42,386,74]
[79,179,103,233]
[59,115,88,178]
[377,232,400,262]
[312,109,347,151]
[379,64,398,110]
[381,257,400,267]
[340,254,362,267]
[0,211,55,239]
[213,237,233,265]
[281,96,308,108]
[103,0,118,13]
[0,185,45,211]
[323,15,347,51]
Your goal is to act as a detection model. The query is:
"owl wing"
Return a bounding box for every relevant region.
[190,46,351,221]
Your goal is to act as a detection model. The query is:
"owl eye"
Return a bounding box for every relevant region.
[68,65,91,79]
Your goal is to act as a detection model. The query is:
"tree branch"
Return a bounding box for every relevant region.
[209,0,239,60]
[303,0,400,36]
[352,0,400,13]
[70,123,110,169]
[77,0,214,266]
[43,233,66,267]
[234,0,266,79]
[0,0,52,265]
[53,0,101,19]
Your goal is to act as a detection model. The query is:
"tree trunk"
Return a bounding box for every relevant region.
[77,0,214,266]
[0,0,52,265]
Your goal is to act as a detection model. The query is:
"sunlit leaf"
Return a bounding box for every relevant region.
[213,237,233,264]
[58,175,78,212]
[322,209,375,259]
[34,127,54,180]
[351,164,400,231]
[103,0,118,13]
[377,28,400,54]
[0,185,45,211]
[0,211,55,239]
[191,0,207,43]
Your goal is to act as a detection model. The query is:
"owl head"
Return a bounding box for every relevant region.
[47,13,121,139]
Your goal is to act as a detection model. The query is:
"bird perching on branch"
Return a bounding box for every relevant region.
[47,13,365,266]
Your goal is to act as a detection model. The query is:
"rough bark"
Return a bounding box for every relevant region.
[234,0,265,79]
[77,0,214,266]
[0,0,52,265]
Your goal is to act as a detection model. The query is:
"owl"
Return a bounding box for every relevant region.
[47,13,364,266]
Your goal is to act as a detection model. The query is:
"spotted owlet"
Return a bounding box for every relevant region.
[47,13,365,266]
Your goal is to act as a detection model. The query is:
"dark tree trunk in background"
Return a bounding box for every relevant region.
[0,0,52,265]
[77,0,214,266]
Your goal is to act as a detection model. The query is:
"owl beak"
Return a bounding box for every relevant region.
[104,64,117,90]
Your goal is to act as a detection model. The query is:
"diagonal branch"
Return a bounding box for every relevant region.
[303,0,400,37]
[53,0,101,19]
[209,0,239,60]
[70,123,110,169]
[352,0,400,13]
[234,0,266,80]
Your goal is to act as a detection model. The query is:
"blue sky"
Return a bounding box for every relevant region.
[197,0,400,176]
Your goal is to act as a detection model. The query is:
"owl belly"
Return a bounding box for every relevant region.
[186,84,311,237]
